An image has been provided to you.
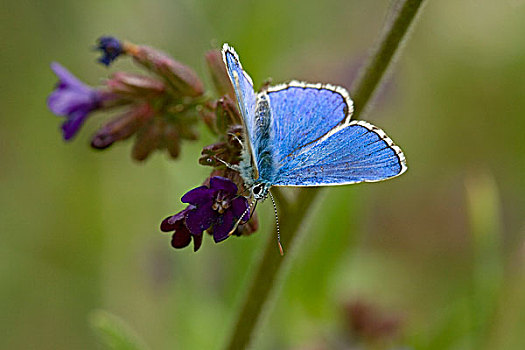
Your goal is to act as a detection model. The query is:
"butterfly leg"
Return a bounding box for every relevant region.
[211,156,240,171]
[227,132,244,147]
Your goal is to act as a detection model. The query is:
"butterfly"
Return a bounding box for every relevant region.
[221,43,407,205]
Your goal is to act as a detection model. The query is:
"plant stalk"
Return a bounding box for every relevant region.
[223,1,426,349]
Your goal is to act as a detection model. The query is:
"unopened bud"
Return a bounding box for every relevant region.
[98,91,133,109]
[196,102,217,135]
[176,119,199,140]
[132,118,164,161]
[215,96,242,133]
[96,36,124,66]
[164,123,181,159]
[199,142,228,167]
[107,72,165,97]
[91,103,155,149]
[205,49,235,98]
[123,42,204,97]
[199,134,242,168]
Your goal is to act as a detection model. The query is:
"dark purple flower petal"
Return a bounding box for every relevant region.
[185,204,216,234]
[181,186,214,205]
[193,233,203,252]
[160,205,195,232]
[212,210,235,243]
[61,110,90,140]
[161,205,202,251]
[96,36,124,66]
[160,210,186,232]
[160,216,178,232]
[231,196,250,221]
[171,229,192,249]
[210,176,238,195]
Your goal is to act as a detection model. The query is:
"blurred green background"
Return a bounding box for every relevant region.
[1,0,524,349]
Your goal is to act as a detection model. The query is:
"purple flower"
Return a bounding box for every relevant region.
[182,177,250,243]
[161,206,203,252]
[47,62,104,140]
[160,177,250,252]
[96,36,124,66]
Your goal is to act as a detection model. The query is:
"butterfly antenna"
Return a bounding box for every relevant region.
[268,191,283,256]
[248,200,258,220]
[228,198,256,236]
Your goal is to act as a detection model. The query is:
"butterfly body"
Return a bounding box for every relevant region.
[222,44,407,202]
[237,92,274,199]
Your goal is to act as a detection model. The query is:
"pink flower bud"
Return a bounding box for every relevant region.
[106,72,165,97]
[215,96,242,132]
[124,43,204,97]
[132,118,164,161]
[205,49,235,99]
[91,103,155,149]
[163,123,181,159]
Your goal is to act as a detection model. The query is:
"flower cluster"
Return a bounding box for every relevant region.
[161,176,255,251]
[48,36,206,161]
[47,36,258,251]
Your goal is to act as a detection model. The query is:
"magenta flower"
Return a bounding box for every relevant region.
[96,36,124,66]
[47,62,104,140]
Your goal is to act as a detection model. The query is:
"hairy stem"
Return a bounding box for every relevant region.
[223,1,426,349]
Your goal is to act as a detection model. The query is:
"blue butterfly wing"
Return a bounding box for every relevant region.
[266,81,353,167]
[265,83,406,186]
[222,44,260,175]
[222,46,407,187]
[273,120,407,186]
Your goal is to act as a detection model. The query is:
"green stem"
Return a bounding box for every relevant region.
[351,0,425,117]
[223,1,426,349]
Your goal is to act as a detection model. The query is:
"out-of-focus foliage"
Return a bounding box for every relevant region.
[1,0,524,349]
[89,310,149,350]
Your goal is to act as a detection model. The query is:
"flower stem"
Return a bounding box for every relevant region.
[222,1,426,349]
[351,0,426,118]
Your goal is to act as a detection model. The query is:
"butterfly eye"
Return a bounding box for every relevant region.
[252,184,264,197]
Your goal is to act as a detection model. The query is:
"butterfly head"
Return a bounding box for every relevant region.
[251,182,271,201]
